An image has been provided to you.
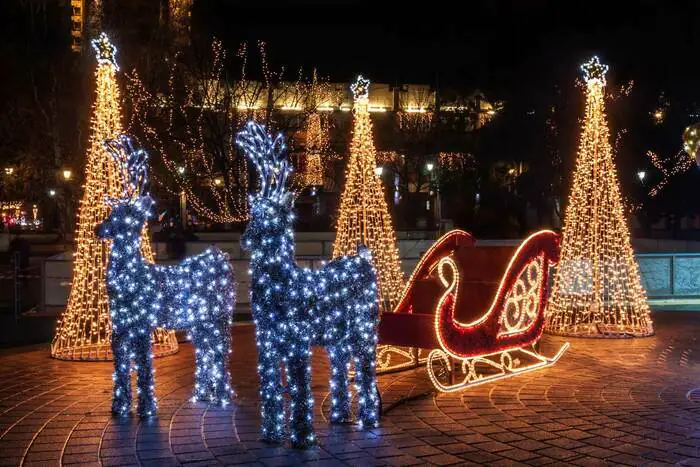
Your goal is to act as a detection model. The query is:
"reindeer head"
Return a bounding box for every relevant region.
[95,135,155,243]
[236,121,295,253]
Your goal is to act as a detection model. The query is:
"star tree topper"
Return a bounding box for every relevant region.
[581,56,608,85]
[351,75,370,101]
[92,32,119,71]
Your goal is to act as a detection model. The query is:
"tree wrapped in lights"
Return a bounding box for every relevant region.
[98,135,235,417]
[127,39,252,223]
[546,57,653,338]
[333,76,404,312]
[237,121,380,449]
[127,40,311,223]
[298,71,341,189]
[51,33,178,360]
[301,112,329,187]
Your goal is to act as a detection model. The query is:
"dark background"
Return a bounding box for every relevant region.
[2,0,700,236]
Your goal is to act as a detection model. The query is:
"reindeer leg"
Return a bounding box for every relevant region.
[355,321,380,429]
[257,338,284,443]
[213,316,233,405]
[288,351,315,449]
[200,321,217,402]
[111,332,131,416]
[328,343,352,424]
[191,326,209,402]
[136,336,157,417]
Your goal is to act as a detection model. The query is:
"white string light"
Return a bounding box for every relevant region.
[99,135,236,416]
[237,121,380,448]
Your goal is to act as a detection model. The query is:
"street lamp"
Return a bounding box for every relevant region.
[179,191,187,229]
[213,177,223,186]
[177,166,185,175]
[637,170,646,183]
[4,167,14,176]
[48,189,56,197]
[62,169,72,181]
[425,162,441,230]
[374,166,383,177]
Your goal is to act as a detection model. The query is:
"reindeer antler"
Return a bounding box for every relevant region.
[235,121,292,203]
[104,134,149,201]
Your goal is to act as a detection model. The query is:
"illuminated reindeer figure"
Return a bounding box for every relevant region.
[97,135,236,417]
[237,121,380,448]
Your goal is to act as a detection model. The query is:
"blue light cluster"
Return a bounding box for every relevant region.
[236,121,380,449]
[98,135,236,417]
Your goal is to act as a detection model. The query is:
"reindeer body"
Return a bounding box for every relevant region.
[98,136,236,417]
[238,122,380,448]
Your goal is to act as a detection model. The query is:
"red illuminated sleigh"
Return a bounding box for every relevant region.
[377,230,569,392]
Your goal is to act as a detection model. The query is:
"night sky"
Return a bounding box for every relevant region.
[194,0,700,103]
[2,0,700,228]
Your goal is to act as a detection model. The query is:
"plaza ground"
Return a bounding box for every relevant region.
[1,312,700,466]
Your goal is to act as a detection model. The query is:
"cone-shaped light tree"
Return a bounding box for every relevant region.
[333,76,405,312]
[51,33,178,360]
[546,56,653,338]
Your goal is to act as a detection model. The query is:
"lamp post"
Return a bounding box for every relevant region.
[177,167,187,229]
[58,168,74,235]
[179,191,187,229]
[426,161,441,231]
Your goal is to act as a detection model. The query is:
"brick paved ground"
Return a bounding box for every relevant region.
[2,312,700,466]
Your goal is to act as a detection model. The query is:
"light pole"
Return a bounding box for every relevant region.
[426,162,441,231]
[59,168,74,235]
[179,191,187,229]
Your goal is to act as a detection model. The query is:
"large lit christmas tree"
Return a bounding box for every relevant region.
[333,76,404,312]
[51,33,178,360]
[546,57,653,338]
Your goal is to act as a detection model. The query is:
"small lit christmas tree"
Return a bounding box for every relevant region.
[51,33,178,360]
[300,71,339,189]
[301,112,327,188]
[546,56,653,337]
[333,76,404,312]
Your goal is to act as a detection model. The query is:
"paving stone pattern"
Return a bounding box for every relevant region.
[1,313,700,466]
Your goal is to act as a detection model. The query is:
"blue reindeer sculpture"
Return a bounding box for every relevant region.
[97,135,236,417]
[236,121,380,448]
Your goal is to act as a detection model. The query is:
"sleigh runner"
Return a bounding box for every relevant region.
[378,229,569,392]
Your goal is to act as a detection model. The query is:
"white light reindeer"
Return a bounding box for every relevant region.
[237,121,380,448]
[97,135,236,417]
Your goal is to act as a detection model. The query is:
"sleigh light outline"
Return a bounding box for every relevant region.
[378,229,569,392]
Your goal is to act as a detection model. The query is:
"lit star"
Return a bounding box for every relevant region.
[91,32,119,71]
[351,75,370,101]
[580,56,608,85]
